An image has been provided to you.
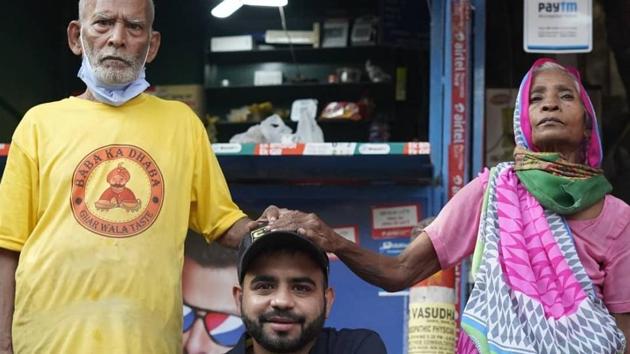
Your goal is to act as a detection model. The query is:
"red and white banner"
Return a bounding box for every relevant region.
[447,0,472,339]
[448,0,471,200]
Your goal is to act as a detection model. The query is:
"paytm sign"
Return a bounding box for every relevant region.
[538,2,578,13]
[524,0,592,53]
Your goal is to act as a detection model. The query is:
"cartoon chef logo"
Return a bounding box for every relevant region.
[71,144,164,238]
[95,163,142,212]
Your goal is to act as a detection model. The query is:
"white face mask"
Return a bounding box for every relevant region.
[77,32,151,106]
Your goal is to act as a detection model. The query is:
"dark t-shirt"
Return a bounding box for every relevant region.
[227,327,387,354]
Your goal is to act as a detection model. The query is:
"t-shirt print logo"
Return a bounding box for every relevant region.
[71,144,164,238]
[95,163,142,212]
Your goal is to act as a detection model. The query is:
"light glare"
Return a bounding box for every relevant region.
[211,0,243,18]
[242,0,288,6]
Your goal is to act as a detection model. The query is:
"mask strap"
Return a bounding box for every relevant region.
[79,31,86,57]
[141,33,152,68]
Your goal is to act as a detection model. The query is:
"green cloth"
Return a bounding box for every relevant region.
[514,147,612,215]
[515,170,611,214]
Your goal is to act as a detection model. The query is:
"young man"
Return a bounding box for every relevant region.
[230,229,387,354]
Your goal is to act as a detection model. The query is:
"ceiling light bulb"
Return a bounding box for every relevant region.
[211,0,243,18]
[242,0,288,6]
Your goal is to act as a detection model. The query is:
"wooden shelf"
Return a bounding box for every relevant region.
[206,82,393,107]
[206,81,392,90]
[213,142,433,184]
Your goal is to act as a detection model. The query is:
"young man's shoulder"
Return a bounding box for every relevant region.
[311,327,387,354]
[227,328,387,354]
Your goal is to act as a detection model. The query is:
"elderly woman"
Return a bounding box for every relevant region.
[269,58,630,353]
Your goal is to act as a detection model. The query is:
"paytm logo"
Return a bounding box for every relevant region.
[538,2,578,12]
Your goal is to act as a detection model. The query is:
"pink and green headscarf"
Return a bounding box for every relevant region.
[513,57,603,168]
[511,58,611,215]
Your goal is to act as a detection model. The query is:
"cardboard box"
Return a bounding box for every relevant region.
[254,71,282,86]
[149,84,205,118]
[210,35,254,52]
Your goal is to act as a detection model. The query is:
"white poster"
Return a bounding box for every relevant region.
[523,0,592,53]
[371,204,420,239]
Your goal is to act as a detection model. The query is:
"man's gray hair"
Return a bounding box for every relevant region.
[78,0,155,26]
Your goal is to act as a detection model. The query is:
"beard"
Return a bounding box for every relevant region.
[241,305,326,353]
[83,40,148,85]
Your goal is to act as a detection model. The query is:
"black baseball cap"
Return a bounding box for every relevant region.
[237,228,330,285]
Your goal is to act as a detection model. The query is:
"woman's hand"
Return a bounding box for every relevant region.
[246,205,291,231]
[266,210,345,253]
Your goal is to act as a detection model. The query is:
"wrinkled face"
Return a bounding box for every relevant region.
[528,69,590,153]
[236,251,333,353]
[182,258,242,354]
[80,0,153,85]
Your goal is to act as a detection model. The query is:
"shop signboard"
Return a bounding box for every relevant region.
[371,204,420,239]
[407,270,457,353]
[524,0,592,53]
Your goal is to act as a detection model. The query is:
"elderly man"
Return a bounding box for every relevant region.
[229,229,387,354]
[0,0,277,353]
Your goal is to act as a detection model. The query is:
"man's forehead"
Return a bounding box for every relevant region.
[249,273,318,283]
[246,253,325,285]
[84,0,151,20]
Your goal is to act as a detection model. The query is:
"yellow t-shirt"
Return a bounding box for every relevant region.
[0,94,246,353]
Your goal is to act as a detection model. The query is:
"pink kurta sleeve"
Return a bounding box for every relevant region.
[601,196,630,313]
[424,170,488,270]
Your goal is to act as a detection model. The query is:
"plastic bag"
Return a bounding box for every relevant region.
[229,114,293,143]
[291,99,324,143]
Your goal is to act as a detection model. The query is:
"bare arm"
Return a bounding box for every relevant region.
[336,230,441,292]
[217,205,286,249]
[0,249,18,353]
[217,217,252,249]
[614,313,630,354]
[269,211,441,292]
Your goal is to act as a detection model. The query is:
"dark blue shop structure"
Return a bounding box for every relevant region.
[212,1,486,352]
